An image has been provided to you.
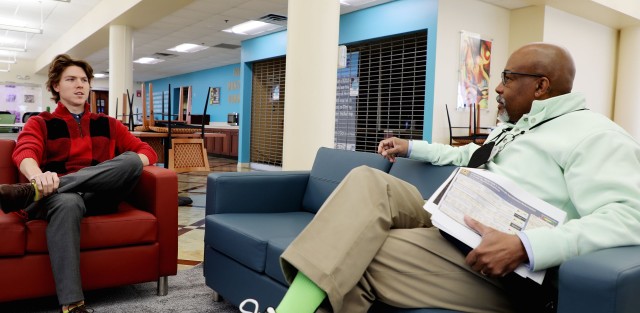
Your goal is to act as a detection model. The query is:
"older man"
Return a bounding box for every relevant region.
[241,43,640,313]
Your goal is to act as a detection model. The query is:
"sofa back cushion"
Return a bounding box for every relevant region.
[302,147,391,213]
[0,139,17,184]
[388,157,457,199]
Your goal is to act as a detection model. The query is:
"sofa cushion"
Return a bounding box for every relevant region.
[265,237,295,285]
[388,158,457,199]
[0,139,17,184]
[0,212,25,256]
[303,147,392,213]
[205,212,314,273]
[26,203,158,253]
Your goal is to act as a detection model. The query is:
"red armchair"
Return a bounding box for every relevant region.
[0,139,178,302]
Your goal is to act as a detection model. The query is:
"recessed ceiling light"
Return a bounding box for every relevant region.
[134,57,165,65]
[340,0,378,6]
[94,73,108,78]
[167,43,209,53]
[223,20,283,36]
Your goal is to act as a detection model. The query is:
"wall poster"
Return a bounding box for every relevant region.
[457,31,492,110]
[334,51,359,151]
[209,87,220,104]
[0,83,43,122]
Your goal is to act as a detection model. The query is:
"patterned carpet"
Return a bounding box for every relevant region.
[176,155,250,270]
[0,265,239,313]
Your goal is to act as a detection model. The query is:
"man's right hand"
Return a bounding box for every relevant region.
[30,171,60,198]
[377,137,409,162]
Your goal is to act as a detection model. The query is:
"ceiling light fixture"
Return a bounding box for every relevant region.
[167,43,209,53]
[0,33,28,53]
[0,24,42,34]
[223,20,283,36]
[0,3,44,34]
[0,46,27,52]
[94,73,108,78]
[0,54,17,64]
[339,0,378,6]
[133,57,165,65]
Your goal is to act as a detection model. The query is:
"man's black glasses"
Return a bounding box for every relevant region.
[501,70,545,85]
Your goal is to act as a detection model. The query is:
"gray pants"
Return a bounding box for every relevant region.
[280,166,515,313]
[30,152,143,305]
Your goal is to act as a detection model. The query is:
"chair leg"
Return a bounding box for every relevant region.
[211,289,222,302]
[157,276,168,296]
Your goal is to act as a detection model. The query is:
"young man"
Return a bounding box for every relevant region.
[241,43,640,313]
[0,54,157,313]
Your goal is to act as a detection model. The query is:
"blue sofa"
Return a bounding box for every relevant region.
[203,147,640,313]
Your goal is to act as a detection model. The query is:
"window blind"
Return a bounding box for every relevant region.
[250,57,287,167]
[335,31,427,153]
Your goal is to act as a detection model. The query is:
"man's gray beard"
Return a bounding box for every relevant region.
[497,109,510,123]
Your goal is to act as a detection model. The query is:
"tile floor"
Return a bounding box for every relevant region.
[175,155,253,271]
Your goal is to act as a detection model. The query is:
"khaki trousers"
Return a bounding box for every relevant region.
[280,166,515,313]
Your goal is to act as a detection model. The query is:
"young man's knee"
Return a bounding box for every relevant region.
[117,151,144,173]
[46,193,85,219]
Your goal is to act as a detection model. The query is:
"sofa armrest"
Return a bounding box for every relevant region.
[558,245,640,313]
[128,165,178,277]
[206,171,310,215]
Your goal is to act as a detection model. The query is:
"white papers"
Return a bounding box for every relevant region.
[424,168,567,284]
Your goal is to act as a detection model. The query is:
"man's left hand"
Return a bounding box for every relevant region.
[464,216,528,277]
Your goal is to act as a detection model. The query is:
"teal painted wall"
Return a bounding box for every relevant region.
[238,0,439,163]
[147,63,241,123]
[150,0,439,164]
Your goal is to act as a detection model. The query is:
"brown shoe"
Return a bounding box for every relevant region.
[0,183,36,213]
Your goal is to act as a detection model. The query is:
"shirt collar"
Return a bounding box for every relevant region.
[515,92,586,130]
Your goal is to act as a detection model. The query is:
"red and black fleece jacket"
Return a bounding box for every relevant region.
[12,102,158,176]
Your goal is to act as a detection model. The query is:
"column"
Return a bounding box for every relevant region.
[108,25,134,118]
[613,26,640,139]
[282,0,341,170]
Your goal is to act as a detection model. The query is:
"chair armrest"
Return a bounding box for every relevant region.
[205,171,310,215]
[558,246,640,313]
[127,165,178,277]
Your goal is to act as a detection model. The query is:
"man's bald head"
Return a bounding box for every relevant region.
[510,43,575,97]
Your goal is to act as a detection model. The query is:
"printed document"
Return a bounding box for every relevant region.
[424,168,567,284]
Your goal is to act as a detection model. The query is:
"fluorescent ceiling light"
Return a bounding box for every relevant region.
[0,23,42,34]
[223,20,283,36]
[340,0,378,6]
[0,54,16,64]
[94,73,108,78]
[134,57,165,65]
[167,43,209,53]
[0,46,26,52]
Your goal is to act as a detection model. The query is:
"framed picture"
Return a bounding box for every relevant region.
[457,31,492,110]
[210,87,220,104]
